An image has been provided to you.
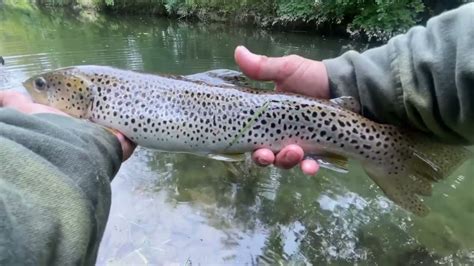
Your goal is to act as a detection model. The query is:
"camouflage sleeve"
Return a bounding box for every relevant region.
[0,108,122,265]
[323,3,474,144]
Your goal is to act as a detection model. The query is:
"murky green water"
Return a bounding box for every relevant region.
[1,5,474,265]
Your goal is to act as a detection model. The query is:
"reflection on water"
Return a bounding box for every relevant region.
[1,5,473,265]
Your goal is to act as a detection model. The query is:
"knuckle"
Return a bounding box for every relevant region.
[278,55,303,79]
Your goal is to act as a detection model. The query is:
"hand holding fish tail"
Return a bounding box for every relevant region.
[235,46,329,175]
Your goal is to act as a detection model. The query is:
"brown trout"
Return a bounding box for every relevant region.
[23,65,471,216]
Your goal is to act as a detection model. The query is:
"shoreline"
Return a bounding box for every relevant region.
[68,3,350,38]
[4,1,467,42]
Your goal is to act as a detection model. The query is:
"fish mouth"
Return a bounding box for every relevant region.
[22,80,33,91]
[22,75,38,92]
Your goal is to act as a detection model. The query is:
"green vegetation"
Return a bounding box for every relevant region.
[3,0,470,41]
[93,0,469,41]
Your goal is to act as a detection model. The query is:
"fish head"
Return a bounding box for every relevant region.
[23,67,93,118]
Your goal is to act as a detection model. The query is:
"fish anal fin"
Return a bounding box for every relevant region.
[330,96,360,113]
[223,160,257,178]
[363,165,430,216]
[407,134,473,181]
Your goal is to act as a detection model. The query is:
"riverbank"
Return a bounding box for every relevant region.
[3,0,468,41]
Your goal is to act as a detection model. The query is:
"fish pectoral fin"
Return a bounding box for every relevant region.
[306,153,349,174]
[104,127,121,135]
[206,153,247,162]
[330,96,361,113]
[363,164,431,216]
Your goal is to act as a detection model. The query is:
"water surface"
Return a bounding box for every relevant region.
[1,5,473,265]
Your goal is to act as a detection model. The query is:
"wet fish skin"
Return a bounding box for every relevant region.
[23,65,471,216]
[23,66,391,159]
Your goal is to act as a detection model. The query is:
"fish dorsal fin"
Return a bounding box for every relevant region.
[184,69,248,87]
[306,153,349,173]
[330,96,360,113]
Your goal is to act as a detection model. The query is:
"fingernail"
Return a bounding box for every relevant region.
[238,45,248,51]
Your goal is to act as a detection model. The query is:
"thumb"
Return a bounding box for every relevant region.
[234,45,304,83]
[234,46,330,99]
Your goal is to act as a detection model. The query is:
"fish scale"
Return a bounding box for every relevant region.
[23,65,472,216]
[88,68,395,161]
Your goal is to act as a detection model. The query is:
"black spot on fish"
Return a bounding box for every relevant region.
[301,113,310,122]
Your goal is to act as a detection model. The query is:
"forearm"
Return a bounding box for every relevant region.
[0,108,122,265]
[324,3,474,144]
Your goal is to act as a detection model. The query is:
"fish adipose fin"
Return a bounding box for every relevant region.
[363,134,472,216]
[330,96,361,113]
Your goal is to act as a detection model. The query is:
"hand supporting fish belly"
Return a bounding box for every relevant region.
[23,65,472,216]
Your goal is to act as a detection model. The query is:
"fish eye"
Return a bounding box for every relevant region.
[34,77,47,91]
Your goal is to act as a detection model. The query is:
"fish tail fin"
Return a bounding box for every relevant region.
[363,133,472,216]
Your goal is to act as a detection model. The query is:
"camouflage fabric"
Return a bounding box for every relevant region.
[0,109,122,265]
[325,3,474,144]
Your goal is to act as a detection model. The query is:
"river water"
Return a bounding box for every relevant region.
[1,6,473,265]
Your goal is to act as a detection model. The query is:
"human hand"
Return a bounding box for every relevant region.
[234,46,330,175]
[0,90,135,161]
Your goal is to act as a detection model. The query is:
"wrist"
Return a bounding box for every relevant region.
[314,61,330,99]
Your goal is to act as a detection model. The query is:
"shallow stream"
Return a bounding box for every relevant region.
[1,6,473,265]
